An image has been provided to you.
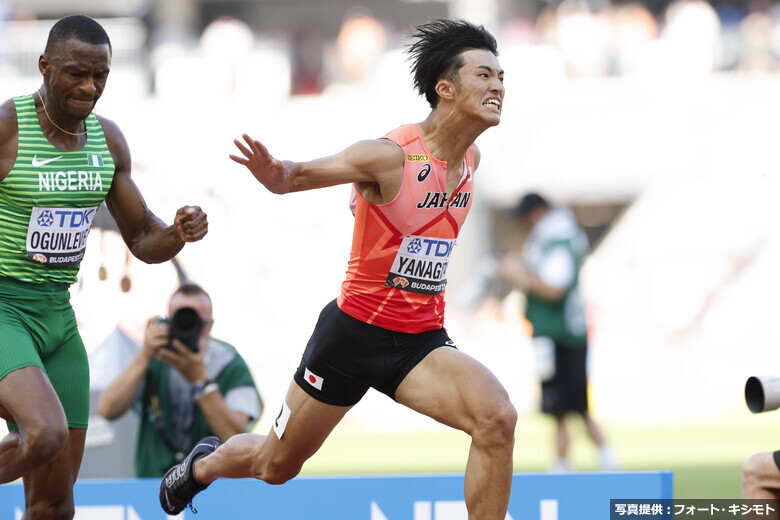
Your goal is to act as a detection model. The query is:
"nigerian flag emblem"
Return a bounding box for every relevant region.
[88,154,104,167]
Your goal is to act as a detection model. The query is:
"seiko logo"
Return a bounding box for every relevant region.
[406,154,429,162]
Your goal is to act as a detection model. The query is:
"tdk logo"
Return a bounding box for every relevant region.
[36,210,55,227]
[407,238,452,257]
[52,208,95,228]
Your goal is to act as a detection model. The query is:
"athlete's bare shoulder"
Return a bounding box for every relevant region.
[96,113,131,174]
[95,114,125,146]
[0,98,19,179]
[344,138,404,171]
[0,98,18,143]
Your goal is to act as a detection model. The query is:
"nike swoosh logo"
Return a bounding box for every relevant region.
[32,154,64,167]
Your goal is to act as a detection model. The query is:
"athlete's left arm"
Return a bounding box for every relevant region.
[101,116,208,263]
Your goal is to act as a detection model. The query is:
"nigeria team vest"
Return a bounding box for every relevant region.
[0,95,114,284]
[338,124,476,333]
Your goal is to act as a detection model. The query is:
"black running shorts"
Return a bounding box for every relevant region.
[293,299,456,406]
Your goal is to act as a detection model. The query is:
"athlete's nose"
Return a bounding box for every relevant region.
[78,75,99,98]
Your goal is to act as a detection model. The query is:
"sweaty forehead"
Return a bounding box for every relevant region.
[48,38,111,65]
[460,48,502,73]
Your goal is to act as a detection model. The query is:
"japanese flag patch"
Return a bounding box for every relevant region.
[304,367,324,390]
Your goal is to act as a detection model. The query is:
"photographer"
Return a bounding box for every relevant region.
[743,376,780,499]
[98,283,263,477]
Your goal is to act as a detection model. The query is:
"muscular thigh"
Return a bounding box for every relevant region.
[0,304,45,383]
[45,328,89,429]
[395,346,510,433]
[0,278,88,430]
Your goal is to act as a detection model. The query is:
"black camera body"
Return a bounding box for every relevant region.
[156,307,204,352]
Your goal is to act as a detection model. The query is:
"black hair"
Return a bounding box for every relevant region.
[44,15,112,56]
[406,18,498,108]
[515,193,550,218]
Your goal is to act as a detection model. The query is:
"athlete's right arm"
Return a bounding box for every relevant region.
[230,133,404,204]
[0,98,18,182]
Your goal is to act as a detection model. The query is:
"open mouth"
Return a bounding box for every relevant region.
[483,98,501,111]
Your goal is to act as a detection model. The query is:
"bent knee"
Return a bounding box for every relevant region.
[23,426,69,466]
[473,399,517,448]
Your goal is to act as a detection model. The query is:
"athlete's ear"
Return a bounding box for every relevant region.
[435,79,456,101]
[38,54,50,77]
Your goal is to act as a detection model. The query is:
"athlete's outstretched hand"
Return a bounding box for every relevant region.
[230,133,290,194]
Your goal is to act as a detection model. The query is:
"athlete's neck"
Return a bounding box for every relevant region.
[416,111,475,166]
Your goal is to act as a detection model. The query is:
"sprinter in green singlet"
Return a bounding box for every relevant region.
[0,15,208,519]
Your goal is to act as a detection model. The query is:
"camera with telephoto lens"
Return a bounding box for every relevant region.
[745,376,780,413]
[154,307,204,353]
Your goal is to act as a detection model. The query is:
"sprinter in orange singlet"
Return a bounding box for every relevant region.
[160,18,516,520]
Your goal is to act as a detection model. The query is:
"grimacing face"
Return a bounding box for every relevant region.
[454,48,504,126]
[40,38,111,121]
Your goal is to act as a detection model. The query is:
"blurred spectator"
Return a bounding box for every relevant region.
[98,283,263,477]
[661,0,722,76]
[335,10,386,83]
[291,25,324,95]
[738,11,776,72]
[611,2,658,75]
[556,0,611,77]
[200,16,254,95]
[498,193,619,472]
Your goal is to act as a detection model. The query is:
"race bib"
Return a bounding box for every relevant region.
[385,235,455,295]
[26,206,98,267]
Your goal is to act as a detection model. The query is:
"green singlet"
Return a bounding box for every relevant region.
[0,94,114,283]
[0,94,115,430]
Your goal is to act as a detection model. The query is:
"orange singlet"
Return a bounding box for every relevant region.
[337,124,476,333]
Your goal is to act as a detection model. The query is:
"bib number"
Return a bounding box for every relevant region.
[385,235,455,295]
[26,206,98,267]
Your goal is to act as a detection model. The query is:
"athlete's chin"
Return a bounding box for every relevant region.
[485,115,501,127]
